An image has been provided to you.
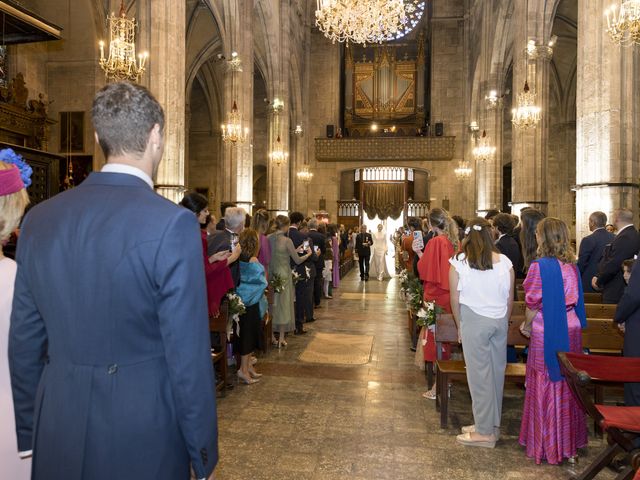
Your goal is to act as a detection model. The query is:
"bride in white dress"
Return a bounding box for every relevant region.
[369,223,391,281]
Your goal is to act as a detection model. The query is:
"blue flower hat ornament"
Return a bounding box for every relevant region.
[0,148,32,188]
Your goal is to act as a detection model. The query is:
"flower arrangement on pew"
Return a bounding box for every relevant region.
[270,273,286,293]
[400,271,424,313]
[416,300,443,329]
[226,292,246,340]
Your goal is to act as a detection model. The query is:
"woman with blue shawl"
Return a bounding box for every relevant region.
[519,218,588,464]
[235,229,268,385]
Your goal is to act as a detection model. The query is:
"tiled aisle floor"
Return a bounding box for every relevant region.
[215,269,616,479]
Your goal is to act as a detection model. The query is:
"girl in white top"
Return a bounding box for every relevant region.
[0,159,31,478]
[449,217,515,449]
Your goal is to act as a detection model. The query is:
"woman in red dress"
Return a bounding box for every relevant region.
[180,193,239,317]
[416,208,460,399]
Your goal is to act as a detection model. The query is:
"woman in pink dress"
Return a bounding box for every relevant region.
[519,217,588,465]
[251,209,271,277]
[0,158,32,478]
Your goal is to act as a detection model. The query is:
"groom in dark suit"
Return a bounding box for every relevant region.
[356,224,373,281]
[9,83,217,480]
[577,211,614,293]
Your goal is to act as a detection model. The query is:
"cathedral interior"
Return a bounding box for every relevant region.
[1,0,639,479]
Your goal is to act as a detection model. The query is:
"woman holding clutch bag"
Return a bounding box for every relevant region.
[518,217,588,465]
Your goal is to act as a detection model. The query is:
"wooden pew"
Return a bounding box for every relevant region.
[209,303,229,397]
[516,286,603,304]
[434,314,529,428]
[434,309,624,428]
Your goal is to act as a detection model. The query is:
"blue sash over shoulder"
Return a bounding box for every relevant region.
[536,257,587,382]
[238,261,268,318]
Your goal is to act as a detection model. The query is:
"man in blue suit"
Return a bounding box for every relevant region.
[577,211,614,293]
[9,82,217,480]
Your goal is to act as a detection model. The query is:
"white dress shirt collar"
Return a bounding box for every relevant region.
[618,223,633,235]
[101,163,154,189]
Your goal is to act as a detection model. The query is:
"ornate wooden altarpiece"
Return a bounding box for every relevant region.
[0,73,61,207]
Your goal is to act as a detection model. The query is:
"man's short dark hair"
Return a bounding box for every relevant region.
[485,209,500,221]
[589,211,607,229]
[407,217,421,230]
[92,82,165,158]
[289,211,304,225]
[493,213,515,235]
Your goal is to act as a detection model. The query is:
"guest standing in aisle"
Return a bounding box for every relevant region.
[9,82,218,480]
[179,192,238,318]
[288,211,317,334]
[449,218,515,448]
[355,224,373,281]
[592,209,640,304]
[519,217,588,465]
[234,229,268,385]
[613,260,640,407]
[208,207,247,287]
[308,218,326,307]
[416,208,459,399]
[330,224,341,289]
[577,211,614,293]
[251,209,271,277]
[268,215,312,346]
[0,158,31,479]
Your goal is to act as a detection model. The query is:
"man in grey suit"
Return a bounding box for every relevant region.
[577,211,614,293]
[9,83,217,480]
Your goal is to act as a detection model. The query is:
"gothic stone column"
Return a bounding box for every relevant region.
[139,0,186,203]
[222,0,254,214]
[575,0,640,244]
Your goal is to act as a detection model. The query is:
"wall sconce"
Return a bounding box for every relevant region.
[293,124,303,136]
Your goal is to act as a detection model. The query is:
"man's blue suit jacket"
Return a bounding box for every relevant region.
[9,172,218,480]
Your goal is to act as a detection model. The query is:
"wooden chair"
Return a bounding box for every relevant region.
[558,352,640,480]
[434,313,529,428]
[209,303,229,397]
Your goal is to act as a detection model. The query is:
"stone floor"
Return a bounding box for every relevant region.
[215,269,617,479]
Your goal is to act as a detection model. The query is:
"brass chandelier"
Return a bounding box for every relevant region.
[511,81,541,129]
[221,101,249,144]
[98,1,148,82]
[472,130,496,162]
[269,135,289,166]
[605,1,640,45]
[315,0,408,45]
[296,164,314,183]
[454,160,472,180]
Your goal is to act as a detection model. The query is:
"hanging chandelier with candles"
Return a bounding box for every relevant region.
[605,1,640,45]
[315,0,409,45]
[269,135,289,166]
[473,130,496,162]
[296,164,314,183]
[98,1,148,82]
[221,101,249,144]
[454,160,472,180]
[511,81,541,129]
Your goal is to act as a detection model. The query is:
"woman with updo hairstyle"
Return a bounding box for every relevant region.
[519,208,546,271]
[268,215,312,347]
[234,228,268,384]
[0,159,31,478]
[416,207,460,399]
[449,218,515,448]
[251,209,271,276]
[519,217,587,465]
[179,192,239,317]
